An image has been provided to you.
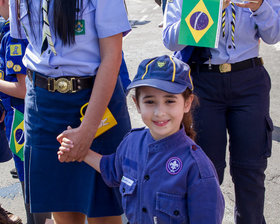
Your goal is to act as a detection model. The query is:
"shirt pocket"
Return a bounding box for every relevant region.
[74,3,97,43]
[156,192,187,224]
[264,115,273,158]
[119,176,137,222]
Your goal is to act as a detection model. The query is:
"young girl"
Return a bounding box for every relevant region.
[59,55,225,224]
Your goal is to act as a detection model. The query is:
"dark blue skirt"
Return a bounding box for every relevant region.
[24,76,131,217]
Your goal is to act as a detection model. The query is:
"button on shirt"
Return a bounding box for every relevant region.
[100,127,225,224]
[163,0,280,64]
[9,0,131,77]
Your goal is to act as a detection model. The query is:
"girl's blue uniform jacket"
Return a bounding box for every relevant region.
[100,127,225,224]
[0,20,28,181]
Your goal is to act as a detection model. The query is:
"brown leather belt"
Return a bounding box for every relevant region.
[197,57,264,73]
[27,69,93,93]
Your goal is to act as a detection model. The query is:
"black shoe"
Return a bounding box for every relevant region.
[10,168,17,175]
[0,205,22,224]
[11,174,19,179]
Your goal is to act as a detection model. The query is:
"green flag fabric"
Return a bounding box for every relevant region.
[179,0,223,48]
[9,108,24,161]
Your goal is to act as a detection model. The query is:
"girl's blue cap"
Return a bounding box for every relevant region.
[127,55,194,94]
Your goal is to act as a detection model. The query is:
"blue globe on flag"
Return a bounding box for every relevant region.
[190,12,209,31]
[15,128,24,145]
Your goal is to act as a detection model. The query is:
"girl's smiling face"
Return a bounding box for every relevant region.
[134,86,193,140]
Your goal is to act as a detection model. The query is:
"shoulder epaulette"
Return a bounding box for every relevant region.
[190,144,215,179]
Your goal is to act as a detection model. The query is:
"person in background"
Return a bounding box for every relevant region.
[58,55,225,224]
[10,0,131,223]
[163,0,280,223]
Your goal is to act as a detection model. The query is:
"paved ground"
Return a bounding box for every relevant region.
[0,0,279,223]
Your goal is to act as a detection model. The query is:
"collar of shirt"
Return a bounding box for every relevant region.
[146,126,193,153]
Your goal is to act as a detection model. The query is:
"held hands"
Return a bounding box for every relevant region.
[58,135,102,173]
[57,125,92,162]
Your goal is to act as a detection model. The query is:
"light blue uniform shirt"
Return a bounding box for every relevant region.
[9,0,131,77]
[163,0,280,64]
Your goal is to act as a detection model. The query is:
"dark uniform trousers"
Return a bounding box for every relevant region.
[191,64,273,224]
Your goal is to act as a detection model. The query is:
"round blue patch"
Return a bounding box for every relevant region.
[166,157,182,175]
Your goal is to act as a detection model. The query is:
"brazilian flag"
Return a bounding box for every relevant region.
[9,109,24,161]
[179,0,223,48]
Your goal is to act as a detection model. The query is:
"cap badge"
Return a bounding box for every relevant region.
[166,157,182,175]
[157,61,166,68]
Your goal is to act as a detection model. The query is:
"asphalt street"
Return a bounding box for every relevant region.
[0,0,279,223]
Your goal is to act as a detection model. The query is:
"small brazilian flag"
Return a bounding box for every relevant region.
[179,0,223,48]
[9,109,24,161]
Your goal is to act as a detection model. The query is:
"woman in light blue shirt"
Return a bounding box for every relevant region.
[10,0,131,223]
[163,0,280,223]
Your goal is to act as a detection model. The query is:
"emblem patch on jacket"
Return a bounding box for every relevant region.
[13,65,22,72]
[10,44,22,56]
[75,20,85,35]
[166,157,182,175]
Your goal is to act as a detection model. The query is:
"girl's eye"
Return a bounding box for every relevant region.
[166,100,175,104]
[144,100,154,104]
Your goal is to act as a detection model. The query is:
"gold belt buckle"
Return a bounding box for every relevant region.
[48,77,75,93]
[219,63,231,73]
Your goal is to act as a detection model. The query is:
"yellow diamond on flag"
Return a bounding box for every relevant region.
[185,0,214,43]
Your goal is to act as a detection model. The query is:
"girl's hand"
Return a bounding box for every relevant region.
[235,0,263,12]
[223,0,230,10]
[59,137,74,153]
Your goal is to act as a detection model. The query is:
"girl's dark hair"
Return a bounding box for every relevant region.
[135,88,198,140]
[17,0,84,45]
[181,89,197,140]
[53,0,80,45]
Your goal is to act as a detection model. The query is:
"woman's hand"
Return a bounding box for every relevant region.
[57,126,92,162]
[57,33,123,163]
[223,0,230,10]
[235,0,263,12]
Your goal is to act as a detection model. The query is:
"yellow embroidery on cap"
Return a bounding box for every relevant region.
[10,44,22,56]
[169,56,176,82]
[7,60,14,69]
[141,59,156,80]
[13,64,22,72]
[157,61,166,68]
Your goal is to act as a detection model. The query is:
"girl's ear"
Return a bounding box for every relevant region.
[132,95,141,114]
[184,94,194,113]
